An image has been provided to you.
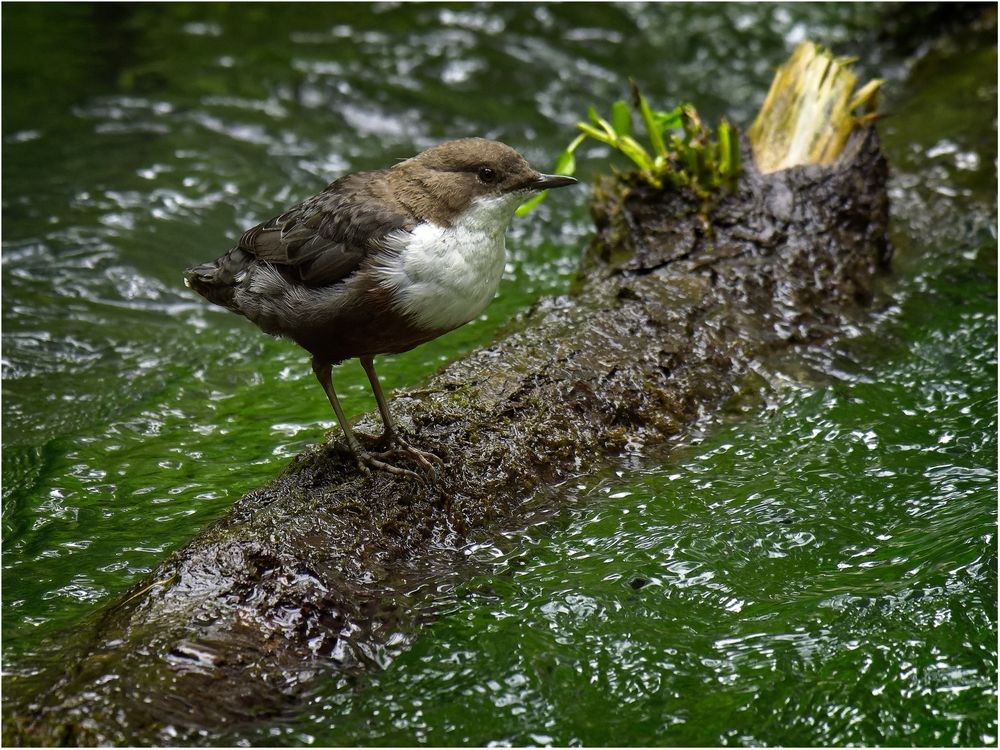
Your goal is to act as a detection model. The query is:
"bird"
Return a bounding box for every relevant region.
[185,138,577,478]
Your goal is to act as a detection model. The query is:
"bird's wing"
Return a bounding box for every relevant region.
[237,171,415,286]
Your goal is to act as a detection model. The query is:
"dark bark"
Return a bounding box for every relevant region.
[5,127,889,746]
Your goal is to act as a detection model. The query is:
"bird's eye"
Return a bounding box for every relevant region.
[477,166,497,183]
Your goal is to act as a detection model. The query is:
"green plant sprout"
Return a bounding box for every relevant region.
[518,79,741,216]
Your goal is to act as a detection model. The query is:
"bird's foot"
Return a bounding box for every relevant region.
[343,434,442,481]
[351,448,421,481]
[376,433,445,476]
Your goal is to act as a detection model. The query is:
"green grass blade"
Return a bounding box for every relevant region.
[588,106,618,141]
[554,149,576,176]
[565,133,587,154]
[653,105,684,131]
[728,122,741,179]
[611,100,632,136]
[718,118,732,175]
[516,190,547,217]
[630,79,667,158]
[577,122,616,145]
[617,135,655,171]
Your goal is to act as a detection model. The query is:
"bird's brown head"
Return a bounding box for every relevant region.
[389,138,577,226]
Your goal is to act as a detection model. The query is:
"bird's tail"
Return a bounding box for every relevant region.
[184,247,253,312]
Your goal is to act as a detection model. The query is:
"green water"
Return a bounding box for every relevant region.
[2,3,996,746]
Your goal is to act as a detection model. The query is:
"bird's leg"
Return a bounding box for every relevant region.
[359,355,444,471]
[311,358,418,479]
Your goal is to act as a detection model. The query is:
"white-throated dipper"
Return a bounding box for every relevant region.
[185,138,577,478]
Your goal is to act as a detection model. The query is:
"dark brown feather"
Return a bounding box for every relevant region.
[237,171,417,287]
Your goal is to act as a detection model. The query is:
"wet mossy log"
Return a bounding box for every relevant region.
[7,104,890,748]
[8,126,889,746]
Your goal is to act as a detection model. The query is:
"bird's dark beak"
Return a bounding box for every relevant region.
[531,173,578,190]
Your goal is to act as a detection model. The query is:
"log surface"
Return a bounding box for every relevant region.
[6,127,889,746]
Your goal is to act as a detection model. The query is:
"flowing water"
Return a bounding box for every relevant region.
[2,4,996,746]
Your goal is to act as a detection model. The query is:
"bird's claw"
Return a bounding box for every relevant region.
[352,449,420,480]
[386,438,444,469]
[343,434,443,482]
[371,434,444,482]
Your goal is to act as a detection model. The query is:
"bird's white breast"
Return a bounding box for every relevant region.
[375,193,523,331]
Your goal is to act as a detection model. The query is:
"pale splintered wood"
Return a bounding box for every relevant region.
[749,42,882,174]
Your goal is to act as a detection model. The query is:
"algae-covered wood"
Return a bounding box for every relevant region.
[5,45,891,746]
